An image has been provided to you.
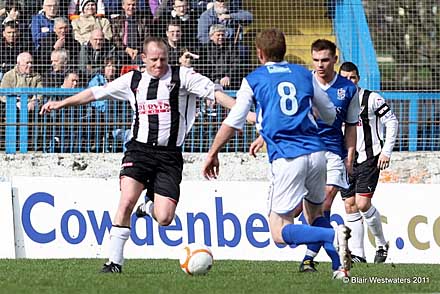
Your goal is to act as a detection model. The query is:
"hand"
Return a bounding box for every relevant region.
[179,51,199,68]
[202,154,220,180]
[377,153,390,170]
[220,76,230,87]
[39,100,61,114]
[54,37,65,49]
[249,135,264,158]
[27,100,36,112]
[125,47,138,60]
[218,13,231,21]
[246,112,256,124]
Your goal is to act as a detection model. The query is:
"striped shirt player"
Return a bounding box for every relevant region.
[40,38,237,274]
[339,61,398,264]
[203,29,353,279]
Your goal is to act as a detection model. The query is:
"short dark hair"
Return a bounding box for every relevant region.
[143,36,168,54]
[255,28,286,62]
[339,61,360,77]
[2,20,18,30]
[311,39,337,56]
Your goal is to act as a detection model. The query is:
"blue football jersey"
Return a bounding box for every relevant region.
[315,74,358,159]
[245,62,326,162]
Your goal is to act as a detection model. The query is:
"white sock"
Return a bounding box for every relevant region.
[360,205,387,247]
[345,212,365,258]
[108,226,130,265]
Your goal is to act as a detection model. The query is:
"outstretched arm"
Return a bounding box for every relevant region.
[39,89,95,114]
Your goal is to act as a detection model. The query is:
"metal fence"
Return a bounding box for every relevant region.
[0,88,439,154]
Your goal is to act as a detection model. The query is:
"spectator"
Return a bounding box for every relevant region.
[165,21,186,65]
[0,52,42,111]
[0,20,29,80]
[200,24,238,88]
[157,0,198,47]
[61,70,80,88]
[68,0,105,19]
[78,28,115,76]
[197,0,252,44]
[31,0,59,49]
[0,1,33,47]
[36,17,81,74]
[111,0,152,65]
[44,48,71,87]
[71,0,112,45]
[104,0,151,17]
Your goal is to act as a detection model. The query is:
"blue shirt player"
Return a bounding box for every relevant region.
[202,28,352,280]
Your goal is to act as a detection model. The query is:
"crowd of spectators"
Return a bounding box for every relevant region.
[0,0,253,151]
[0,0,253,93]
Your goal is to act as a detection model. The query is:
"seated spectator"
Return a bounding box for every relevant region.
[104,0,151,17]
[61,70,80,88]
[0,52,42,111]
[156,0,198,47]
[0,1,33,48]
[110,0,152,65]
[197,0,252,44]
[78,28,115,77]
[44,48,72,87]
[200,24,238,89]
[71,0,112,44]
[68,0,105,19]
[165,21,187,66]
[36,17,81,74]
[0,20,30,81]
[31,0,59,49]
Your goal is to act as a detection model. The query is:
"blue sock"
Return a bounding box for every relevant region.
[281,224,334,245]
[303,216,332,261]
[314,216,341,271]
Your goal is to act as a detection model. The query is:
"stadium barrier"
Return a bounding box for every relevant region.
[1,177,439,264]
[1,88,439,153]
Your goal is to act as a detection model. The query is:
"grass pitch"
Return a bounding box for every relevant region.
[0,259,438,294]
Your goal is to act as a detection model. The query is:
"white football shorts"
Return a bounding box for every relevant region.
[267,151,326,215]
[325,151,349,189]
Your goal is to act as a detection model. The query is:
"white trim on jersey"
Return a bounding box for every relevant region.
[90,66,215,147]
[356,88,399,163]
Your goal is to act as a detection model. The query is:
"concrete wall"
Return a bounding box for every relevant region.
[1,151,439,184]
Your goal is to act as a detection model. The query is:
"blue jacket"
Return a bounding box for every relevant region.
[31,12,55,49]
[197,7,252,44]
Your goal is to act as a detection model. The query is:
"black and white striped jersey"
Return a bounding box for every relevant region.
[91,66,216,147]
[356,88,399,163]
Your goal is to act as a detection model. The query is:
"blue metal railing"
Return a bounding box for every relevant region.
[334,0,381,90]
[1,88,439,153]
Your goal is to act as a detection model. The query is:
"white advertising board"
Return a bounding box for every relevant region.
[9,177,440,263]
[0,181,14,258]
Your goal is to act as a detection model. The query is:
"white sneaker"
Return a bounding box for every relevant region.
[335,224,352,273]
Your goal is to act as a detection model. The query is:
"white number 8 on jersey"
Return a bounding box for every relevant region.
[278,82,298,116]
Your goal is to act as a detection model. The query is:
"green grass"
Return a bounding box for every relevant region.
[0,259,438,294]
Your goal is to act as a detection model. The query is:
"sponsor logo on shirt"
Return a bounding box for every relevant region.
[138,100,171,115]
[266,65,292,74]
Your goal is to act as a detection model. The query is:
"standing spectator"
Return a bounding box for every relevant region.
[111,0,152,66]
[339,61,398,264]
[79,28,115,76]
[197,0,252,44]
[157,0,198,47]
[71,0,112,45]
[200,24,238,88]
[44,48,71,87]
[0,20,28,80]
[36,17,81,74]
[31,0,59,49]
